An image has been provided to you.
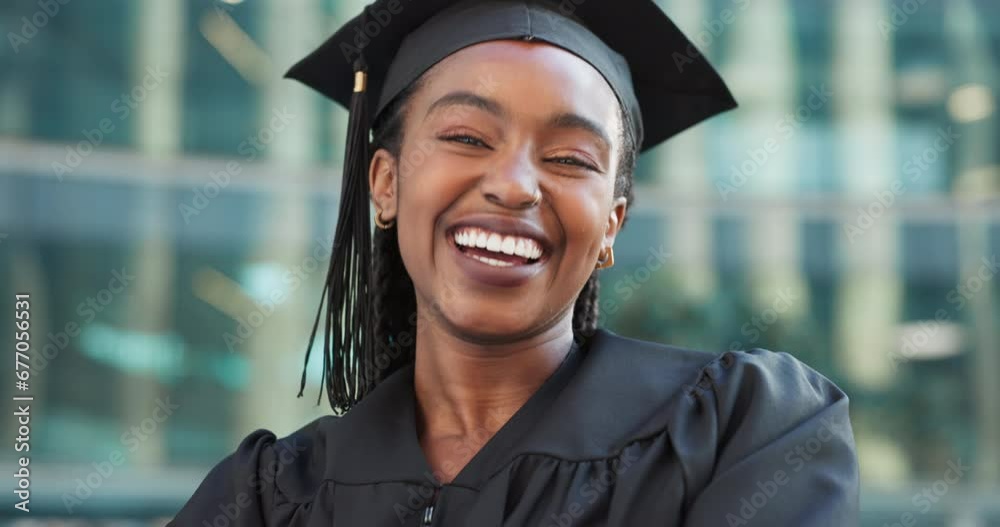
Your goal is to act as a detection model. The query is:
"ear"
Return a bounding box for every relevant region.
[369,148,398,221]
[601,195,628,251]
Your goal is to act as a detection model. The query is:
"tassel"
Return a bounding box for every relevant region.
[297,56,374,415]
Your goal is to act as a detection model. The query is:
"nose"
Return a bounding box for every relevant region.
[480,151,542,209]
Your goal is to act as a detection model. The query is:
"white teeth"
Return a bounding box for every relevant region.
[470,254,514,267]
[451,226,544,261]
[501,236,516,255]
[486,233,502,252]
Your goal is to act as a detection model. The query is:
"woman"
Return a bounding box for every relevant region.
[172,1,860,525]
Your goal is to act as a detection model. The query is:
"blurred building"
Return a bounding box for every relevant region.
[0,0,998,524]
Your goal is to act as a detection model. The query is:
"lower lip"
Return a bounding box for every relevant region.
[447,237,546,288]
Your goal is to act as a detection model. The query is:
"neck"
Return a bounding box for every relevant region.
[412,318,575,440]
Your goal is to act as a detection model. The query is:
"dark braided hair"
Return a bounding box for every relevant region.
[329,74,638,413]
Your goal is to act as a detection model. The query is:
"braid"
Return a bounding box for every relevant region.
[368,225,417,386]
[371,229,393,349]
[360,80,422,390]
[572,275,601,344]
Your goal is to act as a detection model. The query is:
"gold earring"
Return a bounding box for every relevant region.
[595,246,615,270]
[374,208,395,229]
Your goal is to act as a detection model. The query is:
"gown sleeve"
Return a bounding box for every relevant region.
[169,429,279,527]
[680,349,860,527]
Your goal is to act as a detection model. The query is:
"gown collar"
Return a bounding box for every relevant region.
[323,333,586,488]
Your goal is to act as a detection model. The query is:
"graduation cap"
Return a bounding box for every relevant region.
[284,0,737,412]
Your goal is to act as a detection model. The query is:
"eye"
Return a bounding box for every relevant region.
[440,133,490,149]
[546,156,599,172]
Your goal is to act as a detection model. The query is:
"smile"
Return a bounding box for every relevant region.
[450,226,544,267]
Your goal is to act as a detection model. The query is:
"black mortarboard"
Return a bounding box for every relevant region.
[284,0,737,412]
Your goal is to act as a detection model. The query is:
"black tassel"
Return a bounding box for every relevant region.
[297,56,374,415]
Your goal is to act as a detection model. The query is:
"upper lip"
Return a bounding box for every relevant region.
[446,214,553,259]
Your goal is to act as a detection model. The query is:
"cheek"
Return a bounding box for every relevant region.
[394,145,471,269]
[398,150,470,224]
[552,182,611,249]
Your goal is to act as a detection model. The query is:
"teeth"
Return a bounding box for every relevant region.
[470,253,514,267]
[452,226,543,260]
[501,236,516,255]
[486,233,502,252]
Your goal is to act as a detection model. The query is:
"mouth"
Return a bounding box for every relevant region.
[444,219,552,287]
[447,225,547,266]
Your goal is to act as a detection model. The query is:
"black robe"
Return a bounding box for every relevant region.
[170,327,859,526]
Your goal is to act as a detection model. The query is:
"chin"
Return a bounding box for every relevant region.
[438,299,542,342]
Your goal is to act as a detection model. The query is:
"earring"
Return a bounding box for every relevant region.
[374,207,396,229]
[595,246,615,270]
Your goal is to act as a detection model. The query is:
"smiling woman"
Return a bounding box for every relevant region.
[170,1,860,526]
[371,39,629,337]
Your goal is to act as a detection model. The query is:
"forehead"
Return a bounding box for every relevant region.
[412,40,622,128]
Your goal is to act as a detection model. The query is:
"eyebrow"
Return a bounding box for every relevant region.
[546,112,612,150]
[425,91,508,121]
[424,90,612,149]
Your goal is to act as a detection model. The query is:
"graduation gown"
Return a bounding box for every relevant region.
[170,327,859,526]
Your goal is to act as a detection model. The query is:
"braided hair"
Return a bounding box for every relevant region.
[314,76,637,414]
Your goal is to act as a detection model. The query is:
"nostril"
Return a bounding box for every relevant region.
[525,189,542,208]
[484,191,541,209]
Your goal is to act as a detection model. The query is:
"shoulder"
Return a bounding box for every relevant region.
[687,345,852,449]
[588,327,847,407]
[581,328,852,447]
[669,347,860,522]
[251,415,339,501]
[580,328,722,403]
[586,329,858,516]
[171,416,337,523]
